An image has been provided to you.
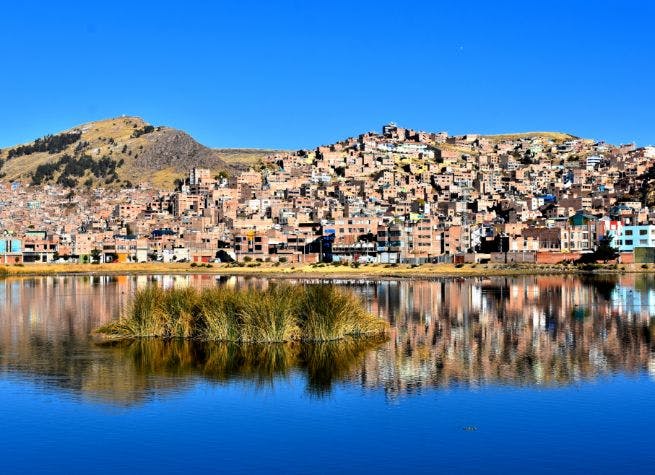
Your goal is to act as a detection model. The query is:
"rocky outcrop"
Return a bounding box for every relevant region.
[137,128,231,172]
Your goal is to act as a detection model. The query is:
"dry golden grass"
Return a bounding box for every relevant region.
[1,262,196,275]
[0,116,271,189]
[149,167,186,190]
[216,148,284,166]
[0,117,153,182]
[482,131,575,142]
[95,283,387,342]
[0,261,645,278]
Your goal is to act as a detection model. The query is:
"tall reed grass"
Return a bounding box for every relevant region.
[96,283,386,342]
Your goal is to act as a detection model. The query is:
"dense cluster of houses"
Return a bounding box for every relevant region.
[1,123,655,265]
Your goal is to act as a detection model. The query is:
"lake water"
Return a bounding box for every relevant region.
[1,274,654,474]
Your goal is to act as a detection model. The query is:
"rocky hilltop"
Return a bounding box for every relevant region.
[0,117,277,190]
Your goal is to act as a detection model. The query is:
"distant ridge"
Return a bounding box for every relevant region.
[481,132,578,142]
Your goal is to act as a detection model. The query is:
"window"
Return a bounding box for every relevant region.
[625,230,633,236]
[639,239,648,245]
[640,229,648,236]
[626,240,633,246]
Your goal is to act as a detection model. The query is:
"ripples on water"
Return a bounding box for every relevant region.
[0,274,653,404]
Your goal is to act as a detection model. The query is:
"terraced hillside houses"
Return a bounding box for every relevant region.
[1,124,655,265]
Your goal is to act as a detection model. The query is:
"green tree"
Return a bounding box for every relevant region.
[594,233,619,262]
[90,248,101,264]
[577,233,618,264]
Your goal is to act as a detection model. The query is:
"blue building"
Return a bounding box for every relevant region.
[0,238,23,264]
[606,224,655,252]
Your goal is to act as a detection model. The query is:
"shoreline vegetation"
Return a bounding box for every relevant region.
[1,261,654,279]
[95,284,387,343]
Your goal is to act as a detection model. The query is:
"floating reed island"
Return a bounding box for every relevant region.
[95,284,387,342]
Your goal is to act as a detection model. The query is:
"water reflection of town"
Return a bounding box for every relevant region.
[0,274,654,404]
[360,275,655,397]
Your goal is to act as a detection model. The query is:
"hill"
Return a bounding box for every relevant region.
[0,117,279,190]
[481,131,577,142]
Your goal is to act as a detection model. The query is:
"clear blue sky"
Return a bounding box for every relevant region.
[1,0,653,150]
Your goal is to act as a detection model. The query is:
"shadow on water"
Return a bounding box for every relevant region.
[578,273,619,301]
[95,337,387,399]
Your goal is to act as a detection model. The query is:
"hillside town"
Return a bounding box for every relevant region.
[1,123,655,266]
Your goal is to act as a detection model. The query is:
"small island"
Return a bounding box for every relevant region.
[95,284,387,342]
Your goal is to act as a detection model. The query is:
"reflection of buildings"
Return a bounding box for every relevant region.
[356,275,653,397]
[0,275,653,404]
[611,275,655,318]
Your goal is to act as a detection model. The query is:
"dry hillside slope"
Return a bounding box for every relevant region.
[0,117,278,190]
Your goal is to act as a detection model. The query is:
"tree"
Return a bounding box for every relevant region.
[576,233,618,264]
[594,233,619,262]
[90,248,101,264]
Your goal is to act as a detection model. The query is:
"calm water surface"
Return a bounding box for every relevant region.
[1,274,655,474]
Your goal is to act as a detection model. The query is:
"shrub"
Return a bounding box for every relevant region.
[7,131,82,159]
[131,125,155,138]
[96,284,386,342]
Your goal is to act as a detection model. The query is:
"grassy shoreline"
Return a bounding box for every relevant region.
[95,284,387,343]
[0,261,652,279]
